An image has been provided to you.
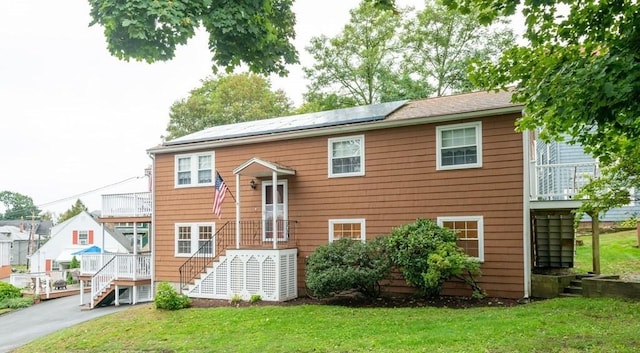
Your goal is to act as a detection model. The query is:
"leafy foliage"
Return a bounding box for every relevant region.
[0,191,40,220]
[87,0,298,76]
[154,282,191,310]
[302,1,514,106]
[386,219,482,297]
[164,73,292,140]
[0,296,34,309]
[57,199,88,224]
[303,1,403,106]
[0,282,22,301]
[445,0,640,217]
[305,237,392,298]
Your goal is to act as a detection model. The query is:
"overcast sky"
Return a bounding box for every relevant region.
[3,0,504,217]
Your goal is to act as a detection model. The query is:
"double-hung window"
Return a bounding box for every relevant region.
[437,216,484,262]
[175,223,215,256]
[175,152,214,187]
[328,135,365,177]
[78,231,88,245]
[436,122,482,170]
[329,219,366,242]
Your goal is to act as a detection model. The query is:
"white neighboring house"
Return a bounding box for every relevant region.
[29,211,131,275]
[0,238,10,279]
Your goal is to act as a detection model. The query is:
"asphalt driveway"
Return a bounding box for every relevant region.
[0,295,133,352]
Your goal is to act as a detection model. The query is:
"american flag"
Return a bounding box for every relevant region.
[213,172,228,218]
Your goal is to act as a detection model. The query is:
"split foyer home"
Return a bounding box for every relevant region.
[141,88,587,302]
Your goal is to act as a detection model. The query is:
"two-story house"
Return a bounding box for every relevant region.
[145,89,576,301]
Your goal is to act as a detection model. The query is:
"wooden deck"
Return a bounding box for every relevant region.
[24,285,91,301]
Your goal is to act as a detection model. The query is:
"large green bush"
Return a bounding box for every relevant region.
[305,237,391,298]
[386,218,483,298]
[154,282,191,310]
[0,282,22,301]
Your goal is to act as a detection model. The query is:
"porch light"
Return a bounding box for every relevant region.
[250,179,257,190]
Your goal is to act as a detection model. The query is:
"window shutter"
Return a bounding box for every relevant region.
[45,259,52,272]
[72,230,78,245]
[88,230,94,244]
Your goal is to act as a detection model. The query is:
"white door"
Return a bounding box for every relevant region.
[262,180,288,240]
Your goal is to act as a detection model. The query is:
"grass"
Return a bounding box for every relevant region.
[574,229,640,276]
[14,297,640,353]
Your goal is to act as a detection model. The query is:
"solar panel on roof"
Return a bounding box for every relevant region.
[164,100,407,146]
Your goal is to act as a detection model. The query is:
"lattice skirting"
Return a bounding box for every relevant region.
[188,248,297,301]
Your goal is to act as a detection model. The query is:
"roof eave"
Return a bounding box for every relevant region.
[147,104,523,155]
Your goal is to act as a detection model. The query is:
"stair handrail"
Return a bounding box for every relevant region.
[178,221,236,292]
[90,255,117,309]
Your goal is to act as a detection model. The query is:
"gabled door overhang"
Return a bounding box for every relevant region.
[233,157,296,178]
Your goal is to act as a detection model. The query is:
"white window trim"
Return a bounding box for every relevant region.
[174,222,215,257]
[329,218,366,243]
[437,215,484,262]
[328,135,365,178]
[436,121,482,170]
[78,230,88,245]
[174,151,215,188]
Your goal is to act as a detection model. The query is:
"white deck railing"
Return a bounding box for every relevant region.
[84,254,151,308]
[101,192,151,218]
[533,162,599,200]
[81,254,151,279]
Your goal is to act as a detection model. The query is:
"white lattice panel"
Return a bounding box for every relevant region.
[186,249,297,301]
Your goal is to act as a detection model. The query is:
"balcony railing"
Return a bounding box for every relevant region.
[101,192,151,218]
[80,253,152,279]
[533,162,599,201]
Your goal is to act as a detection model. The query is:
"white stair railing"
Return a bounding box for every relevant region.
[91,256,117,309]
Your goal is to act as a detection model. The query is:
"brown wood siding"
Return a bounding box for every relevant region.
[153,113,525,298]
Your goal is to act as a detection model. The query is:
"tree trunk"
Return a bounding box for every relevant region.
[591,213,600,274]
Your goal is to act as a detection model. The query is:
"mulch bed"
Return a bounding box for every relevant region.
[190,294,527,309]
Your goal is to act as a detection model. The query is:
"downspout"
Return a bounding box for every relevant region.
[147,152,156,294]
[522,130,532,299]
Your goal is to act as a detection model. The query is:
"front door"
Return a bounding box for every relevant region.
[262,180,288,241]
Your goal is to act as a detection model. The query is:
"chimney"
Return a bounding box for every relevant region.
[20,216,24,232]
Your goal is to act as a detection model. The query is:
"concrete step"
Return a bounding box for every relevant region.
[559,292,582,298]
[564,286,583,295]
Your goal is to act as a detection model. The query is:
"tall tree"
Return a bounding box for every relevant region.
[400,0,515,97]
[164,73,293,140]
[443,0,640,214]
[302,1,515,106]
[0,191,40,220]
[57,199,89,224]
[303,1,404,106]
[87,0,298,76]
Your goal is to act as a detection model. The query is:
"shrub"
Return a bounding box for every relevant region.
[305,237,391,298]
[0,296,34,309]
[249,294,261,304]
[618,217,639,229]
[154,282,191,310]
[0,282,22,301]
[386,218,483,298]
[229,293,242,304]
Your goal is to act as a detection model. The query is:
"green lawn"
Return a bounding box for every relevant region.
[574,229,640,276]
[14,297,640,353]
